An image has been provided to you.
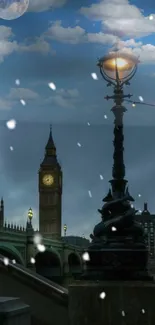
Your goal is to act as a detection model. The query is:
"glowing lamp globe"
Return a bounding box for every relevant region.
[28,208,33,221]
[97,52,139,81]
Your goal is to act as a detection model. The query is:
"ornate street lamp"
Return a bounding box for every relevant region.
[97,51,138,198]
[28,207,33,223]
[64,224,67,236]
[82,50,152,281]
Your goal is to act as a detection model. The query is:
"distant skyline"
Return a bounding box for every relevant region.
[0,0,155,238]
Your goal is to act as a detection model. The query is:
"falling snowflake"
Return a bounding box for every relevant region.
[10,146,14,151]
[20,99,26,106]
[3,257,9,266]
[112,226,117,231]
[99,291,106,299]
[100,174,104,180]
[139,96,144,102]
[141,309,145,314]
[87,122,90,126]
[104,115,107,119]
[131,204,134,208]
[138,194,141,197]
[37,244,46,252]
[121,310,125,317]
[91,73,98,80]
[82,252,90,261]
[138,210,142,213]
[12,259,16,264]
[30,257,35,264]
[48,82,56,90]
[15,79,20,86]
[132,103,136,107]
[6,119,16,130]
[149,14,154,20]
[88,190,92,198]
[77,142,81,147]
[33,233,43,245]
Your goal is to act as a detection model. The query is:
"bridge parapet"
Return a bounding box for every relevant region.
[3,222,26,233]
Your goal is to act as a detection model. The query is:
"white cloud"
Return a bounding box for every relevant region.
[19,37,52,54]
[87,32,119,45]
[28,0,67,12]
[119,44,155,63]
[46,88,80,108]
[0,98,13,110]
[80,0,155,38]
[8,88,39,100]
[44,20,87,44]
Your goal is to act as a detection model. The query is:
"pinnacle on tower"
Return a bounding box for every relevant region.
[45,125,56,156]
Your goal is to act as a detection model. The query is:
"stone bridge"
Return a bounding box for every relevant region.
[0,223,87,285]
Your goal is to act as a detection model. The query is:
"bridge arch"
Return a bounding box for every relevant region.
[0,242,25,265]
[68,252,82,277]
[35,248,63,284]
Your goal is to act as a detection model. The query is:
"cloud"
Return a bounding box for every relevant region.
[114,44,155,64]
[80,0,155,38]
[28,0,67,12]
[19,37,52,55]
[0,98,13,110]
[44,20,87,44]
[46,88,80,108]
[8,88,40,100]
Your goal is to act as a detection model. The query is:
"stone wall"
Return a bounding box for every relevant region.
[69,280,155,325]
[0,297,31,325]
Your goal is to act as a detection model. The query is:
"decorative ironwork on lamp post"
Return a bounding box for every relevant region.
[97,51,139,198]
[81,50,152,281]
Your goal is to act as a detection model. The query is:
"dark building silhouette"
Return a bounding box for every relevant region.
[135,202,155,272]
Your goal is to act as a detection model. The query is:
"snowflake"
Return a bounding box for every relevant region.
[138,193,141,197]
[149,14,154,20]
[3,257,9,266]
[82,252,90,261]
[6,119,16,130]
[30,257,35,264]
[33,233,42,245]
[88,190,92,198]
[20,99,26,106]
[87,122,90,126]
[100,174,104,180]
[10,146,14,151]
[138,96,144,102]
[15,79,20,86]
[104,115,107,119]
[12,259,16,264]
[141,309,145,314]
[121,310,125,317]
[99,291,106,299]
[37,244,46,252]
[91,73,98,80]
[77,142,81,147]
[48,82,56,90]
[111,226,117,231]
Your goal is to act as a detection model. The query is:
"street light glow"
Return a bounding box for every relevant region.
[111,58,128,69]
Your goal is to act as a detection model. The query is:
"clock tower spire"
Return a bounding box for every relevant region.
[39,126,62,239]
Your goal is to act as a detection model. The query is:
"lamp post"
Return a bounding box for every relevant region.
[82,50,152,281]
[28,207,33,224]
[64,224,67,237]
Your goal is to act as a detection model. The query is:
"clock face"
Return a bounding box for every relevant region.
[42,174,54,186]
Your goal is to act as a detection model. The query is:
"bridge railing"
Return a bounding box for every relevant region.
[1,223,27,233]
[0,254,68,306]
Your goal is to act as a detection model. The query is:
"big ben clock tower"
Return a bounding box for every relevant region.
[39,126,62,239]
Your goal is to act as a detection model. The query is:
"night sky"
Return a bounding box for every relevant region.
[0,0,155,238]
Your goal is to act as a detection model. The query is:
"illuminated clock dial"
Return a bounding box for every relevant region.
[42,174,54,186]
